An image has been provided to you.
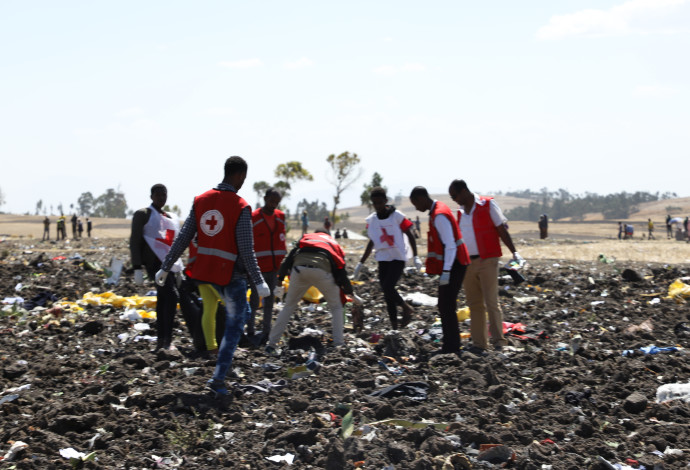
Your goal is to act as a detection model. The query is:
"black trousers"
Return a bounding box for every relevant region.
[378,260,406,329]
[154,272,179,349]
[438,260,467,353]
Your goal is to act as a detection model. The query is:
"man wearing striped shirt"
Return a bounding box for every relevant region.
[157,156,270,397]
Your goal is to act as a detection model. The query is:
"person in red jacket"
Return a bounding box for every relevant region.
[248,187,287,343]
[157,156,270,397]
[410,186,470,354]
[266,230,362,353]
[449,179,522,354]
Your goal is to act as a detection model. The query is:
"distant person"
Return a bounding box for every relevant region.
[618,222,623,240]
[42,216,50,241]
[414,216,421,238]
[625,224,634,239]
[248,188,286,343]
[666,214,672,239]
[323,216,332,234]
[130,183,185,351]
[410,185,470,355]
[77,219,84,238]
[157,156,270,397]
[538,214,548,239]
[685,217,689,241]
[71,214,78,239]
[355,187,419,330]
[449,179,522,354]
[86,218,92,237]
[647,219,655,240]
[57,216,66,240]
[334,229,341,239]
[301,210,309,236]
[342,228,348,239]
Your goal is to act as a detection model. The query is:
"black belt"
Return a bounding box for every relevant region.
[470,255,480,260]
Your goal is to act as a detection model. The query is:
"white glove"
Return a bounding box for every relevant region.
[273,285,285,298]
[352,294,364,305]
[513,252,525,263]
[353,262,363,280]
[133,269,144,285]
[155,269,168,286]
[256,282,271,298]
[439,271,450,286]
[413,256,423,271]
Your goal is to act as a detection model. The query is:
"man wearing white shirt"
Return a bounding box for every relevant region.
[410,186,470,354]
[449,179,521,352]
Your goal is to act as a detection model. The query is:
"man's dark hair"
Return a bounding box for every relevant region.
[224,156,248,178]
[150,184,167,195]
[409,186,429,199]
[369,186,387,200]
[449,179,469,193]
[265,187,282,198]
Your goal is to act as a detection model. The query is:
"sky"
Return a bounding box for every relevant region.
[1,0,689,218]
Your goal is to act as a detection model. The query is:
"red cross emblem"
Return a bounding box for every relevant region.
[380,228,395,246]
[156,229,176,246]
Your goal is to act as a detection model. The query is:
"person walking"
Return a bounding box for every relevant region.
[410,186,470,354]
[449,179,522,354]
[71,214,78,239]
[77,219,84,239]
[86,218,92,237]
[648,219,655,240]
[666,214,672,239]
[266,230,362,353]
[130,184,185,351]
[248,187,287,343]
[323,216,332,234]
[157,156,270,397]
[355,187,418,329]
[42,216,50,241]
[57,216,66,241]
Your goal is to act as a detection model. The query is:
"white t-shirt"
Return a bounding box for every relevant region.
[366,209,412,262]
[457,195,507,257]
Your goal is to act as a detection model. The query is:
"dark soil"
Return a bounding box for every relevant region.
[1,237,689,469]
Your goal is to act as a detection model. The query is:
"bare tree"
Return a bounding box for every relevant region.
[326,151,362,224]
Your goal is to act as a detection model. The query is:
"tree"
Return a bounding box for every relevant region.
[295,198,330,223]
[163,204,182,217]
[360,172,387,209]
[274,161,313,199]
[35,199,43,216]
[91,188,128,218]
[57,203,64,216]
[77,192,94,216]
[326,151,362,224]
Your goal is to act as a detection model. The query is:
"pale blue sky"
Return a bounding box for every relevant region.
[1,0,689,217]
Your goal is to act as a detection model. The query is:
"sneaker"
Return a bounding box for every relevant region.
[206,379,228,397]
[465,345,488,356]
[264,345,278,356]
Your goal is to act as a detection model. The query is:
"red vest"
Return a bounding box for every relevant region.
[427,201,470,275]
[189,189,248,285]
[299,232,346,269]
[183,238,198,278]
[252,208,287,272]
[457,196,502,259]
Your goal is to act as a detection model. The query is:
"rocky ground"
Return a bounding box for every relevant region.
[0,237,689,469]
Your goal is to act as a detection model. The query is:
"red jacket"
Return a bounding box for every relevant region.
[457,196,502,259]
[298,232,346,269]
[252,208,287,272]
[427,201,470,275]
[189,189,248,285]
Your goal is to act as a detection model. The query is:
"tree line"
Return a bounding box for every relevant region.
[501,188,679,221]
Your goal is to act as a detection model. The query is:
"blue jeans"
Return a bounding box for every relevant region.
[212,278,250,382]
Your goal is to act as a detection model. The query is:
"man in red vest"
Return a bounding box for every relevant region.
[266,230,362,353]
[409,186,470,354]
[449,179,522,354]
[157,156,270,397]
[248,187,287,343]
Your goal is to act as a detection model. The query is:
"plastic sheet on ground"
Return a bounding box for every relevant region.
[622,345,679,356]
[266,453,295,464]
[656,383,690,403]
[667,279,690,303]
[404,292,437,307]
[369,381,429,401]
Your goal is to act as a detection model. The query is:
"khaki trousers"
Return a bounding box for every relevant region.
[463,257,506,349]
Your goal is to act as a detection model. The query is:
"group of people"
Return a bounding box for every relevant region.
[42,214,92,241]
[665,215,690,241]
[130,156,522,397]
